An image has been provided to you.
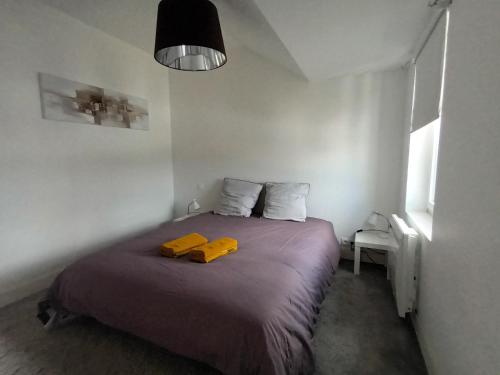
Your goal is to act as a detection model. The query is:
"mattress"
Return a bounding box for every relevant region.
[46,213,340,375]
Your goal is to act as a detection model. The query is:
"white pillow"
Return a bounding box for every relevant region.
[263,182,310,222]
[214,178,263,217]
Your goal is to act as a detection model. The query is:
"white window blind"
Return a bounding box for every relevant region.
[411,13,447,132]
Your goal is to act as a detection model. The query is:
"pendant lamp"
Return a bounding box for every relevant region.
[154,0,227,71]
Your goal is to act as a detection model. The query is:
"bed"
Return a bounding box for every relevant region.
[43,213,340,375]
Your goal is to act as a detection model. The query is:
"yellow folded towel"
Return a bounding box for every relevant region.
[160,233,208,258]
[190,237,238,263]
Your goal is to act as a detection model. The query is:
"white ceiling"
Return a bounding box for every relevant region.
[38,0,434,81]
[254,0,434,80]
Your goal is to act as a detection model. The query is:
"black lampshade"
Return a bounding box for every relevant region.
[154,0,227,71]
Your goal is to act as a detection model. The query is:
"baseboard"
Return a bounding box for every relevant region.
[410,312,435,375]
[0,267,63,308]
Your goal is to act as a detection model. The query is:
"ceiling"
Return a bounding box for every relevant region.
[38,0,434,81]
[254,0,434,80]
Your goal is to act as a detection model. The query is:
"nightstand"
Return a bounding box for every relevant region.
[354,231,398,277]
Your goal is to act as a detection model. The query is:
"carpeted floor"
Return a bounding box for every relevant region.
[0,260,427,375]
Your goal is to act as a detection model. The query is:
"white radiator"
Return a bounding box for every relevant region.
[388,214,419,318]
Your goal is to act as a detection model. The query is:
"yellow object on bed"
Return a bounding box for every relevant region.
[190,237,238,263]
[160,233,208,258]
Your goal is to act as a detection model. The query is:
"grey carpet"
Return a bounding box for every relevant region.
[0,260,427,375]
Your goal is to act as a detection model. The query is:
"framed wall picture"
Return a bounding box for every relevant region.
[39,73,149,130]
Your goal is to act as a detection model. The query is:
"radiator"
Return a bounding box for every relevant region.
[388,214,419,318]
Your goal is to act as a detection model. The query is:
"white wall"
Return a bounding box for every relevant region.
[407,2,500,374]
[170,46,408,239]
[0,0,174,307]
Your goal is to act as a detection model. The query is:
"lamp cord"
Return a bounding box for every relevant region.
[356,228,389,233]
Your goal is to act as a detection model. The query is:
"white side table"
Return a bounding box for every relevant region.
[354,231,398,277]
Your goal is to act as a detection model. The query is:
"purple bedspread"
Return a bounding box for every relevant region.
[48,213,340,375]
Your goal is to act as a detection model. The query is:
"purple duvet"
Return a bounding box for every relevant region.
[47,213,340,375]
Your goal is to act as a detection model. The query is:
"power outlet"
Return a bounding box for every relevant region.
[340,236,354,251]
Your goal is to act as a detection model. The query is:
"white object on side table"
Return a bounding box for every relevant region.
[354,230,398,278]
[174,198,202,222]
[187,199,200,213]
[173,212,200,222]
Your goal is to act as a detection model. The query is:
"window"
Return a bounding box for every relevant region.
[406,118,440,240]
[427,118,441,215]
[405,10,449,240]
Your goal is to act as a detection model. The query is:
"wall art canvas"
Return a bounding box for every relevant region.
[39,73,149,130]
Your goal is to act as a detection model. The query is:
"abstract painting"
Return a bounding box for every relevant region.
[39,73,149,130]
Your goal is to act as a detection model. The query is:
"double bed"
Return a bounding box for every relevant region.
[43,213,340,375]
